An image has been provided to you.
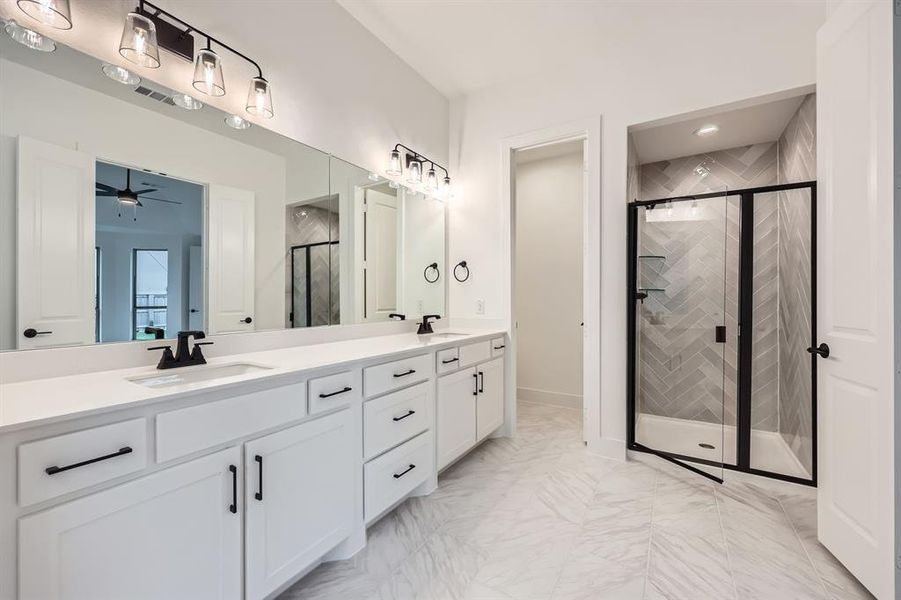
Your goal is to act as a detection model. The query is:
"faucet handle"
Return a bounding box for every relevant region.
[148,345,176,370]
[191,341,213,363]
[147,345,172,351]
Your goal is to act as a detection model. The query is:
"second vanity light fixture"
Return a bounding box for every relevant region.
[117,0,274,121]
[386,144,453,201]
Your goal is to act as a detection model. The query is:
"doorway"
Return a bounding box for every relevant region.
[512,140,585,436]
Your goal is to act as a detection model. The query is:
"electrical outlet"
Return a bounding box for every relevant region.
[416,300,424,313]
[475,299,485,315]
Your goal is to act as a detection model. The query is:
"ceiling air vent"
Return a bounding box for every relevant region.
[133,85,176,106]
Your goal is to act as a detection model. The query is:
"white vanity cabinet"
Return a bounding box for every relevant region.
[244,409,354,600]
[18,446,242,600]
[476,357,505,441]
[436,367,478,470]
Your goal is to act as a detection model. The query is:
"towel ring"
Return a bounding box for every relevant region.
[453,260,470,283]
[423,262,440,283]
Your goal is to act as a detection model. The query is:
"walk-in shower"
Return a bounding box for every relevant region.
[627,181,816,484]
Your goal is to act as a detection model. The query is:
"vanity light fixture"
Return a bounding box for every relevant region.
[385,144,453,201]
[119,12,160,68]
[102,63,141,85]
[3,19,55,52]
[224,114,251,130]
[17,0,71,30]
[172,93,203,110]
[693,124,719,137]
[406,159,422,185]
[118,1,275,117]
[424,166,438,192]
[386,150,402,176]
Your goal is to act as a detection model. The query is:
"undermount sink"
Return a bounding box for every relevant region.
[424,332,470,340]
[127,362,273,389]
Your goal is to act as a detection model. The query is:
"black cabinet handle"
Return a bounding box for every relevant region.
[441,357,459,364]
[393,464,416,479]
[493,344,505,350]
[229,465,237,514]
[393,410,416,422]
[393,369,416,378]
[23,328,52,338]
[319,386,352,399]
[473,372,478,396]
[45,446,133,475]
[806,343,830,359]
[254,455,263,501]
[478,371,484,394]
[240,317,253,324]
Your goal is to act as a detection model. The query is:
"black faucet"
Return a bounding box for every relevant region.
[388,313,406,321]
[417,315,441,335]
[148,330,213,369]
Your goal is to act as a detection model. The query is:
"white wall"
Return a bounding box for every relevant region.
[447,7,825,452]
[514,150,583,408]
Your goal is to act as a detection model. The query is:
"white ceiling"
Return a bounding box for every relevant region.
[336,0,827,98]
[631,94,808,164]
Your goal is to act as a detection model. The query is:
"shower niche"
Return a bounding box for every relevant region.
[626,93,816,485]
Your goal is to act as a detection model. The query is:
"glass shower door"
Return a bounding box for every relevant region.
[631,194,738,481]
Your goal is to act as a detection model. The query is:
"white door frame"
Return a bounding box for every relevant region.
[500,117,602,450]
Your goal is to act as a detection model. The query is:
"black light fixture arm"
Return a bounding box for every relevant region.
[137,0,265,79]
[393,143,449,178]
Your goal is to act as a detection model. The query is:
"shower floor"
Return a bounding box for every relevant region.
[635,413,810,480]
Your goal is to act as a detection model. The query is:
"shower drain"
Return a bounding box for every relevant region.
[698,443,716,450]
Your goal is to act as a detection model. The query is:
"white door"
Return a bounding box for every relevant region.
[816,1,894,597]
[244,409,354,600]
[16,136,95,349]
[18,447,242,600]
[477,357,505,441]
[437,367,478,470]
[364,188,399,321]
[208,184,254,334]
[188,244,204,330]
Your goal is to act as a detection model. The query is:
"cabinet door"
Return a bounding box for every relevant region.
[19,447,242,600]
[437,367,478,470]
[477,357,505,441]
[244,409,355,600]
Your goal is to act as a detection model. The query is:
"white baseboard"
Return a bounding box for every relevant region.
[588,436,626,460]
[517,386,582,409]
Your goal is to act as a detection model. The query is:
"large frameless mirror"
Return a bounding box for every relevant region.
[0,35,446,351]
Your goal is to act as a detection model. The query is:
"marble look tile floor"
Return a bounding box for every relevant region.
[280,401,874,600]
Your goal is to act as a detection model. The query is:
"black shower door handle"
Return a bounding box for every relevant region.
[806,343,830,359]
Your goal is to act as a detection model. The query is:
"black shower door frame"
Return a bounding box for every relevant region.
[290,240,339,328]
[626,180,817,486]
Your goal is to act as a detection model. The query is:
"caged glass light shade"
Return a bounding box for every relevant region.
[17,0,71,30]
[118,12,160,68]
[4,19,55,52]
[245,77,273,118]
[406,159,422,185]
[386,150,402,177]
[193,48,225,97]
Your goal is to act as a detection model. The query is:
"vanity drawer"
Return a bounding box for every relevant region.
[364,430,432,523]
[436,347,460,374]
[364,382,430,459]
[309,370,360,414]
[156,383,307,463]
[364,353,432,398]
[491,337,506,358]
[18,418,147,507]
[459,341,491,368]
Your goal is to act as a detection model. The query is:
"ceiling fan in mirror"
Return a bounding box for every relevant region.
[95,168,181,221]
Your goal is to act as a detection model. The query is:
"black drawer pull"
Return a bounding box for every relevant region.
[493,344,505,350]
[441,357,459,364]
[254,455,263,501]
[393,369,416,378]
[319,386,352,399]
[393,464,416,479]
[45,446,133,475]
[393,410,416,422]
[229,465,238,514]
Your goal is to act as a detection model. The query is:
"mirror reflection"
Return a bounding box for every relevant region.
[0,36,445,351]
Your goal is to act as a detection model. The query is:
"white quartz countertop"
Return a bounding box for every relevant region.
[0,329,505,433]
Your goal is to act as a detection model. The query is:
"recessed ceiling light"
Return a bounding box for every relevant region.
[172,93,203,110]
[694,124,719,137]
[4,18,55,52]
[224,114,251,130]
[102,63,141,85]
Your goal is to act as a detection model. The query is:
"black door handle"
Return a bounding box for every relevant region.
[806,343,830,359]
[393,464,416,479]
[478,371,484,394]
[23,328,52,338]
[473,372,478,396]
[393,409,416,422]
[45,446,133,475]
[393,369,416,378]
[229,465,238,514]
[240,317,253,324]
[254,455,263,501]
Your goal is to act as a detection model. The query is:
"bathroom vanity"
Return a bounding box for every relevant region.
[0,330,507,599]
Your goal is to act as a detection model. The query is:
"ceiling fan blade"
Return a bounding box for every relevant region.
[96,183,118,193]
[142,197,183,205]
[96,191,117,197]
[133,188,158,195]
